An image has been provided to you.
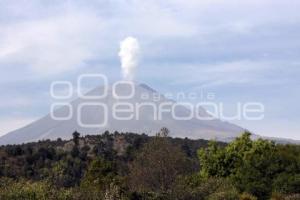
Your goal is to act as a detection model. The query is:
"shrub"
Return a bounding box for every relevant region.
[284,194,300,200]
[240,193,258,200]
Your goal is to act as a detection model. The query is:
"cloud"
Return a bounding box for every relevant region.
[1,0,299,78]
[0,0,198,77]
[0,11,105,76]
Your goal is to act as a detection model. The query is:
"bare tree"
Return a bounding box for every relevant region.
[128,128,189,195]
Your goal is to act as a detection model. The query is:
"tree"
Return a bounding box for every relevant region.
[80,157,125,199]
[198,132,279,199]
[82,157,116,187]
[128,129,190,196]
[72,131,80,146]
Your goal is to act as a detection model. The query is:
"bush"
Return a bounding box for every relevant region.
[172,176,239,200]
[240,193,258,200]
[0,178,73,200]
[207,180,239,200]
[271,193,285,200]
[284,194,300,200]
[272,173,300,194]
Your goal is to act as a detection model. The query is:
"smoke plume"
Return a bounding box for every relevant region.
[118,37,140,80]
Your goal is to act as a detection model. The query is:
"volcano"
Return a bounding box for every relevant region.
[0,83,244,145]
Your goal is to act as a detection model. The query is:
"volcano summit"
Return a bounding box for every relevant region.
[0,82,244,145]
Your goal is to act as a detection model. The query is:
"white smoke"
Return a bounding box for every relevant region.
[118,37,140,80]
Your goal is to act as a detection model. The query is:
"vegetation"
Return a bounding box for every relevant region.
[0,128,299,200]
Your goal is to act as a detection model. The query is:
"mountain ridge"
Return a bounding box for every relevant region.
[0,82,248,145]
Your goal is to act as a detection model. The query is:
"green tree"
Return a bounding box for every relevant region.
[198,132,278,199]
[80,157,125,199]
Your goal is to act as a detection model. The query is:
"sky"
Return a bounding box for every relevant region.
[0,0,299,140]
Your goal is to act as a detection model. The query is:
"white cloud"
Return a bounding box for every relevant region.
[0,0,199,77]
[0,11,106,75]
[1,0,299,78]
[142,60,276,88]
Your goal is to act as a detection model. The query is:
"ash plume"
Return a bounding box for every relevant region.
[118,37,140,80]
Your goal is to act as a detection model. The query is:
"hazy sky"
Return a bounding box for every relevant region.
[0,0,299,140]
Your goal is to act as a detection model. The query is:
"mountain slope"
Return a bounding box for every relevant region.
[0,83,244,145]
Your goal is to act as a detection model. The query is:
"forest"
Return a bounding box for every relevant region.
[0,128,299,200]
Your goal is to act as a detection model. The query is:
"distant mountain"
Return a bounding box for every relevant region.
[0,83,245,145]
[256,135,300,145]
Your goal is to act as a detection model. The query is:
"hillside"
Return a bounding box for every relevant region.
[0,129,299,200]
[0,130,214,184]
